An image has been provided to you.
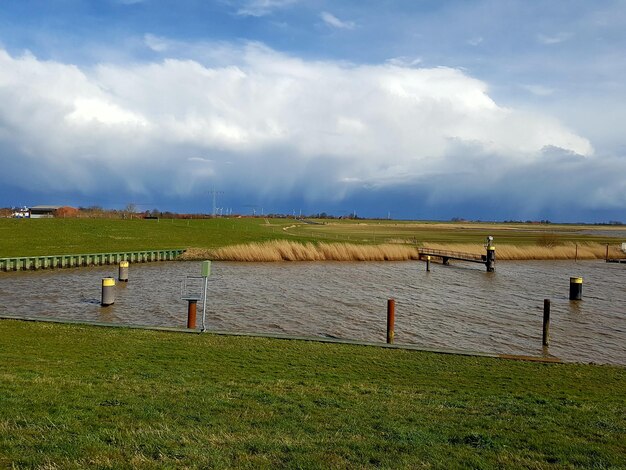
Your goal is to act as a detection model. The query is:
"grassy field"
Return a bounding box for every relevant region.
[1,320,624,469]
[0,217,298,257]
[286,220,625,246]
[1,217,624,258]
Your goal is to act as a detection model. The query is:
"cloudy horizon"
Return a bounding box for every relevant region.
[1,1,625,222]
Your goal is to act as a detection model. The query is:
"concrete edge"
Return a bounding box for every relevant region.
[0,314,563,364]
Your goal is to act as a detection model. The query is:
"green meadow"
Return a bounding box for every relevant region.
[1,320,624,469]
[0,217,622,257]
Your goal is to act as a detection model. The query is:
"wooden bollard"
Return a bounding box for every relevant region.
[426,256,431,272]
[387,299,395,344]
[187,300,197,329]
[542,299,550,346]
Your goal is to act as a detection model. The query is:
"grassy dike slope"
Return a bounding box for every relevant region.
[1,321,624,468]
[0,218,297,257]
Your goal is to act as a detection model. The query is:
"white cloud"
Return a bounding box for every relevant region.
[0,44,594,204]
[236,0,299,17]
[386,57,422,67]
[467,37,483,46]
[320,11,356,30]
[144,33,170,52]
[67,98,148,125]
[537,32,573,45]
[521,84,555,96]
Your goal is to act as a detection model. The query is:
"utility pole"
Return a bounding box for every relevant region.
[208,187,223,217]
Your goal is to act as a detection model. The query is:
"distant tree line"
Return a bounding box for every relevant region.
[0,205,622,225]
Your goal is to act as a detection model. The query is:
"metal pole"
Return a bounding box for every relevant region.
[118,261,129,282]
[569,277,583,301]
[101,277,116,306]
[201,275,208,332]
[486,247,495,272]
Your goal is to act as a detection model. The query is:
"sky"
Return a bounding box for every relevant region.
[1,0,625,221]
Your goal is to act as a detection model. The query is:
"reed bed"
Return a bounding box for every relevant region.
[183,241,420,262]
[422,242,621,260]
[182,240,625,262]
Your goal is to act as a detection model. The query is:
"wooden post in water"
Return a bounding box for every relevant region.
[426,255,431,272]
[387,299,395,344]
[542,299,550,346]
[187,300,197,329]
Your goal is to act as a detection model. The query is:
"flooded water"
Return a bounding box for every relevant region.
[1,260,625,365]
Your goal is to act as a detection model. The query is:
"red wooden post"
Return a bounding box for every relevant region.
[187,300,197,329]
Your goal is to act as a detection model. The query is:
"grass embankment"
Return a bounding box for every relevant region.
[1,320,624,468]
[1,218,624,260]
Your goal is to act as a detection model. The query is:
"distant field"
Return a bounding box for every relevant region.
[0,217,624,257]
[287,220,626,245]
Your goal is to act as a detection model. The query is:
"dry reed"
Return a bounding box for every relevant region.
[182,241,420,262]
[181,241,624,262]
[422,242,621,260]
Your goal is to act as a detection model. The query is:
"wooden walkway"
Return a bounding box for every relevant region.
[418,247,486,265]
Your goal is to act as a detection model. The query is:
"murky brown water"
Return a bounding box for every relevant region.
[1,260,625,365]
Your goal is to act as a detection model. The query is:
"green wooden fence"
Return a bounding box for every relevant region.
[0,249,186,272]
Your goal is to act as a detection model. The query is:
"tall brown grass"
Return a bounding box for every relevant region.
[422,242,620,260]
[183,241,420,262]
[181,240,624,262]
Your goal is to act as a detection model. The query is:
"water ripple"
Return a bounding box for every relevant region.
[1,260,625,364]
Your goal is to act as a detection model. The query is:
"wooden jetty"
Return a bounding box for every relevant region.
[419,248,486,265]
[419,241,496,272]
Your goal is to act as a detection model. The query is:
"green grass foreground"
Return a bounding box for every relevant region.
[1,321,624,468]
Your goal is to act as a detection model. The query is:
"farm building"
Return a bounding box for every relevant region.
[29,205,63,218]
